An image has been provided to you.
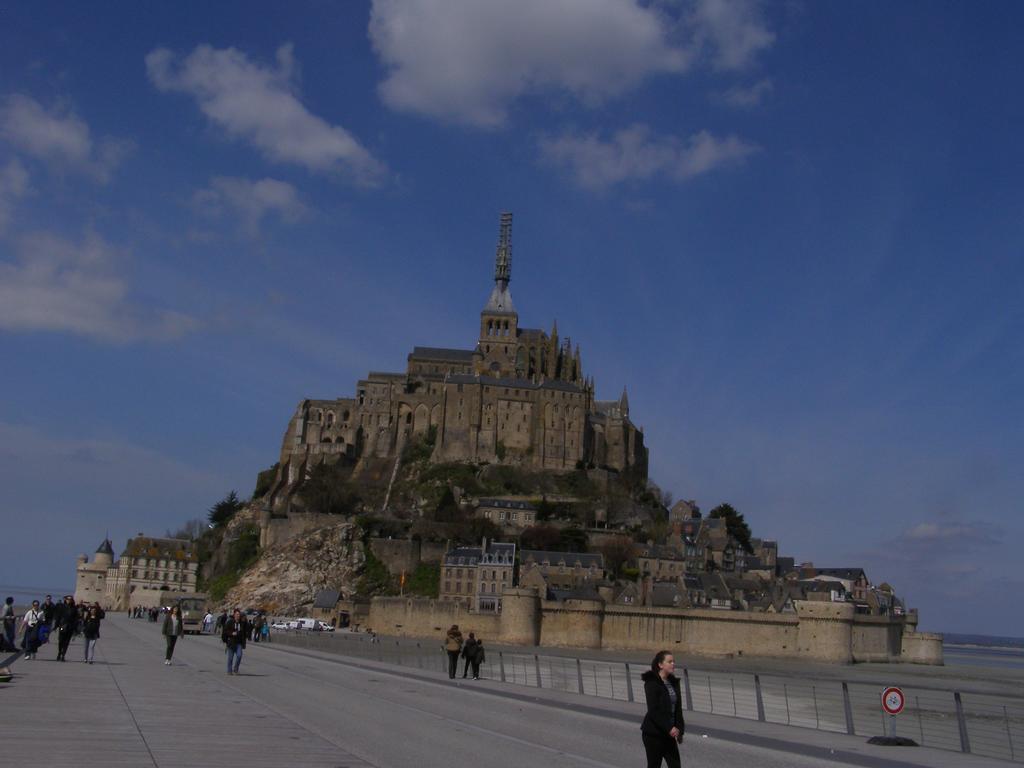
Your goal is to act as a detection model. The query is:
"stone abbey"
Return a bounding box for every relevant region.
[272,213,648,499]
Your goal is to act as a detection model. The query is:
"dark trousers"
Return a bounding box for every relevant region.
[165,635,178,660]
[446,651,459,678]
[462,656,472,677]
[642,733,680,768]
[470,660,481,678]
[57,629,74,658]
[22,626,40,653]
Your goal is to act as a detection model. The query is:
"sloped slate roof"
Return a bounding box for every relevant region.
[313,589,340,609]
[638,544,684,561]
[121,536,197,561]
[520,549,604,569]
[478,498,536,511]
[410,347,476,362]
[815,567,867,581]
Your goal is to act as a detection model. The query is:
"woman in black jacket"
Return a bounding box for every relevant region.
[640,650,684,768]
[161,605,185,665]
[82,606,102,664]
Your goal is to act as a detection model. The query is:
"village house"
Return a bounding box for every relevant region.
[439,539,516,613]
[474,498,538,530]
[636,543,687,580]
[519,549,605,591]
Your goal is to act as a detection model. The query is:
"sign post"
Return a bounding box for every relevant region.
[881,686,905,738]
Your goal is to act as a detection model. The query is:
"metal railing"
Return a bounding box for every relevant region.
[268,630,1023,763]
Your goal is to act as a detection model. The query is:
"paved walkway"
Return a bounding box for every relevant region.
[0,616,1014,768]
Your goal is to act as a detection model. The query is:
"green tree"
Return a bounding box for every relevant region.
[434,487,461,522]
[598,537,636,578]
[298,462,361,515]
[253,463,279,499]
[558,526,589,553]
[208,491,244,528]
[709,503,754,554]
[452,516,501,546]
[404,563,440,598]
[519,524,562,551]
[357,546,396,596]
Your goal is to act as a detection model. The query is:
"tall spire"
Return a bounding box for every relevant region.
[495,211,512,289]
[484,212,515,314]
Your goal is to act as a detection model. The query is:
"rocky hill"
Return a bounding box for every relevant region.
[221,521,364,613]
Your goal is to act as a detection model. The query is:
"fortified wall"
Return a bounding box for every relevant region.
[367,589,943,665]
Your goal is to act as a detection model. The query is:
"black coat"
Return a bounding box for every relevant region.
[55,603,79,632]
[640,671,685,739]
[82,616,101,640]
[222,618,249,649]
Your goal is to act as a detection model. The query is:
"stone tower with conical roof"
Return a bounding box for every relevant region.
[74,537,115,607]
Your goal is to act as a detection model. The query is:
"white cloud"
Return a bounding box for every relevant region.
[0,158,29,233]
[690,0,775,71]
[193,176,309,236]
[0,420,229,583]
[716,78,773,107]
[0,94,132,182]
[538,124,757,190]
[902,521,1001,550]
[146,44,384,184]
[369,0,691,127]
[0,230,197,343]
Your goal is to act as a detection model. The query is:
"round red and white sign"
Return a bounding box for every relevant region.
[881,686,905,715]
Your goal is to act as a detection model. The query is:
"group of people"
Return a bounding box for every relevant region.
[442,621,684,767]
[443,624,486,680]
[3,595,104,663]
[8,595,685,765]
[157,605,252,673]
[130,605,166,621]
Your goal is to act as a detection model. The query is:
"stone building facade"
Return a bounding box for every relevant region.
[519,550,605,591]
[475,498,538,530]
[75,535,199,610]
[439,539,516,613]
[269,214,647,509]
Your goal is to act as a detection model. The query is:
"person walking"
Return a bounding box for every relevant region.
[640,650,685,768]
[2,596,16,650]
[19,600,44,659]
[444,624,463,679]
[82,605,102,664]
[203,611,214,634]
[54,595,79,661]
[222,609,248,675]
[469,637,486,680]
[461,632,478,678]
[162,604,185,665]
[41,595,56,628]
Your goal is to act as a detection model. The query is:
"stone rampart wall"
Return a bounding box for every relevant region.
[420,541,447,563]
[369,539,420,576]
[602,605,801,658]
[365,592,942,664]
[367,596,501,640]
[900,631,945,665]
[261,511,341,549]
[851,614,903,662]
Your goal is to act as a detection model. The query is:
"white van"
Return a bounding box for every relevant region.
[290,618,319,630]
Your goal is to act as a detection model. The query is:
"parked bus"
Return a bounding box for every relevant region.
[175,594,208,634]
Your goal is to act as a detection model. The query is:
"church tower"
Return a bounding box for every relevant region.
[478,213,519,376]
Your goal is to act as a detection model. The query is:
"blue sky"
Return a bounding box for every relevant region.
[1,1,1021,636]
